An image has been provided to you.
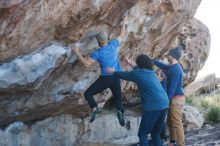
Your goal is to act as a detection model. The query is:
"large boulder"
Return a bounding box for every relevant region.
[183,105,204,131]
[0,106,212,146]
[0,0,210,128]
[0,112,141,146]
[185,74,220,96]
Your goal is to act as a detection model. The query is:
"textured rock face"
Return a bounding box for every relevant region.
[0,0,211,144]
[0,112,141,146]
[178,18,211,85]
[0,0,204,64]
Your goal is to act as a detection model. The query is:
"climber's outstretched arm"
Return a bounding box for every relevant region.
[71,47,95,68]
[116,16,128,43]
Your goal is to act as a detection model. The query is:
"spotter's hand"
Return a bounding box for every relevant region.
[106,67,115,74]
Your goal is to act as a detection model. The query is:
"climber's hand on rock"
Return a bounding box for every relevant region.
[120,14,128,26]
[69,43,75,48]
[125,56,132,64]
[126,56,135,67]
[124,15,129,24]
[106,67,115,74]
[71,47,79,53]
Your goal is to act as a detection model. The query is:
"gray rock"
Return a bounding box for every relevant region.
[186,123,220,146]
[0,112,141,146]
[185,74,220,96]
[183,105,205,131]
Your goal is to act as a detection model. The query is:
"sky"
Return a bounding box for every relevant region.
[195,0,220,78]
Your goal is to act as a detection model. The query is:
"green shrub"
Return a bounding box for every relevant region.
[205,106,220,124]
[213,95,220,106]
[186,93,220,124]
[185,96,194,104]
[200,99,209,109]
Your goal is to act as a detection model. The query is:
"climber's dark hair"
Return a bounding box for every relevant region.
[135,54,153,70]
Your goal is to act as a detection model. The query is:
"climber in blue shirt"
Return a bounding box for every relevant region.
[71,16,128,126]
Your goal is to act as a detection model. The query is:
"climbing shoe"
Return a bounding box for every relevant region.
[90,107,101,123]
[117,110,125,126]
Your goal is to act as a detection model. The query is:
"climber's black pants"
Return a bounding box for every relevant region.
[84,75,124,112]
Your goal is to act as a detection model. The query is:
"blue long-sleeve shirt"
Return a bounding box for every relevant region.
[113,69,169,111]
[153,60,184,100]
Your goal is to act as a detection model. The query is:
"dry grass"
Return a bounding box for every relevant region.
[186,93,220,124]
